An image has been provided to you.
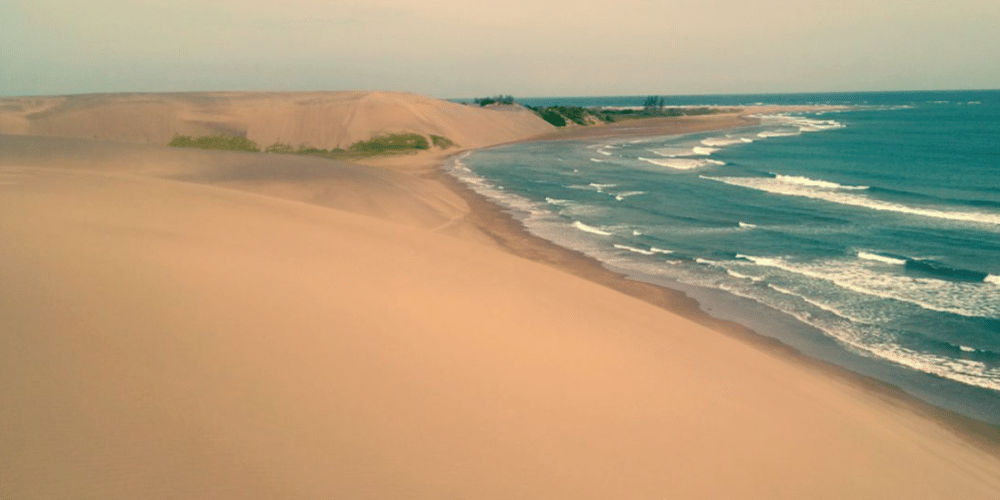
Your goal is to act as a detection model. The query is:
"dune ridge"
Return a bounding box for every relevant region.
[0,91,555,150]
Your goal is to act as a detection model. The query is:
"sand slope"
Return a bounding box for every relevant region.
[0,91,554,150]
[2,163,1000,499]
[0,135,472,231]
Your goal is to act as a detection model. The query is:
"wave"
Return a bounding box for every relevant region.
[727,269,763,281]
[773,174,869,190]
[735,254,1000,318]
[614,191,646,201]
[867,187,1000,211]
[614,244,656,255]
[986,275,1000,285]
[701,136,753,147]
[588,183,617,192]
[757,130,802,139]
[760,114,847,132]
[857,251,906,265]
[757,130,800,138]
[573,221,612,236]
[696,257,723,266]
[738,222,757,229]
[905,259,989,283]
[871,346,1000,392]
[765,283,868,323]
[716,259,1000,392]
[650,247,674,255]
[590,158,606,163]
[641,157,725,170]
[701,175,1000,227]
[648,146,717,158]
[691,146,720,156]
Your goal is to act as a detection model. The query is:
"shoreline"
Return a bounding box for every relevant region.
[428,115,1000,457]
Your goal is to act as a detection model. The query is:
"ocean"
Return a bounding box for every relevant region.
[448,90,1000,424]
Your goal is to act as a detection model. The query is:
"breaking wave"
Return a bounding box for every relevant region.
[701,175,1000,227]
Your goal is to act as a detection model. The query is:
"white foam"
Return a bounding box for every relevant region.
[615,191,645,201]
[985,274,1000,285]
[691,146,720,156]
[589,183,617,192]
[765,283,865,322]
[640,157,725,170]
[712,262,1000,391]
[726,269,761,280]
[701,175,1000,227]
[632,230,643,236]
[614,244,656,255]
[760,114,846,132]
[648,146,696,158]
[701,136,753,147]
[590,158,605,163]
[773,174,868,190]
[960,345,976,353]
[737,254,1000,318]
[545,197,569,205]
[650,247,674,255]
[757,130,800,138]
[573,221,612,236]
[872,345,1000,392]
[738,222,757,229]
[858,251,906,265]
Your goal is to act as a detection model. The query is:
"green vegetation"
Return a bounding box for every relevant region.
[529,105,596,127]
[537,108,567,127]
[168,134,260,152]
[264,142,294,154]
[643,95,666,113]
[474,95,515,106]
[349,133,429,154]
[430,134,456,149]
[173,132,456,159]
[296,145,333,155]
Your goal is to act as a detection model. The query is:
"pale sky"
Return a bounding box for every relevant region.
[3,0,999,98]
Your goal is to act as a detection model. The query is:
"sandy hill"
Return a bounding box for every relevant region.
[0,91,555,150]
[0,135,474,232]
[3,163,1000,499]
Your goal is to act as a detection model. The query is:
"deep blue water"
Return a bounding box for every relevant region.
[449,90,1000,424]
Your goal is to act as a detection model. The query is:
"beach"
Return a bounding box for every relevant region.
[2,92,999,499]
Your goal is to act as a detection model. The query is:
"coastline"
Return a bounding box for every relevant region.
[429,114,1000,457]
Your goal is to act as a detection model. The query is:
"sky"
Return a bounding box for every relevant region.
[3,0,999,98]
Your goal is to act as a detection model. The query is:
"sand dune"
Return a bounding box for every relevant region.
[0,135,473,231]
[2,165,999,499]
[0,91,554,150]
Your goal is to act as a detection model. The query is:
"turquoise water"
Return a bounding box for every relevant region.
[450,91,1000,424]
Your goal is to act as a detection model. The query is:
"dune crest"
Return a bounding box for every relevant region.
[0,91,555,150]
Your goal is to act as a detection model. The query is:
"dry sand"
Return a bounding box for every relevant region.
[2,93,999,499]
[0,91,555,150]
